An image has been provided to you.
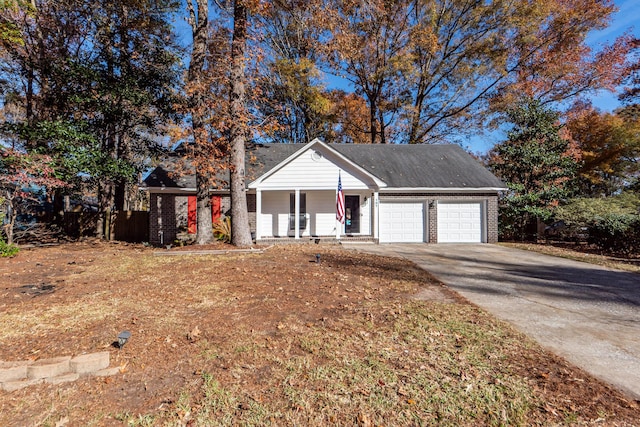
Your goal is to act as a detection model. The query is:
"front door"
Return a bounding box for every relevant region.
[344,195,360,234]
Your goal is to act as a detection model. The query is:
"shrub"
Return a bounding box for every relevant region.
[213,216,231,243]
[588,214,640,255]
[553,193,640,254]
[0,202,19,256]
[0,236,19,257]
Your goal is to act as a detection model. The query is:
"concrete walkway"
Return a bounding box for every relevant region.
[343,243,640,400]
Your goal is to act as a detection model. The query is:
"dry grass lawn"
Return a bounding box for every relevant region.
[1,242,638,426]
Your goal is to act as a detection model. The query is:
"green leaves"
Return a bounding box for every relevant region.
[489,99,579,239]
[1,0,182,216]
[554,193,640,254]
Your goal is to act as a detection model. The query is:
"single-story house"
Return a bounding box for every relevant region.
[142,138,506,245]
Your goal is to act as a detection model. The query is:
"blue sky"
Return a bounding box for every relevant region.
[583,0,640,112]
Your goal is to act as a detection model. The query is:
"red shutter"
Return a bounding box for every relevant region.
[211,196,221,222]
[187,196,197,234]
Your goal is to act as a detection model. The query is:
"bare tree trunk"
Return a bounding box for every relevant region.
[3,192,16,245]
[368,99,378,144]
[229,0,253,247]
[195,172,213,244]
[187,0,214,244]
[96,181,114,239]
[378,108,387,145]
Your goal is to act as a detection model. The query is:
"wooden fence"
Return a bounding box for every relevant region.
[64,211,149,243]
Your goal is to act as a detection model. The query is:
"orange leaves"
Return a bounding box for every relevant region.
[565,102,640,194]
[326,90,370,144]
[502,0,632,107]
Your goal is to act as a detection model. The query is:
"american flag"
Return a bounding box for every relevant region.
[336,173,345,224]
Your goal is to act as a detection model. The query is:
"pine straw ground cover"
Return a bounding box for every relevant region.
[1,242,638,426]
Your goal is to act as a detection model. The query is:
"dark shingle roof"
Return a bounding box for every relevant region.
[144,162,196,188]
[143,142,505,190]
[332,144,505,188]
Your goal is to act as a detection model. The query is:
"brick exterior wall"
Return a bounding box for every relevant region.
[149,193,178,246]
[150,191,500,245]
[486,196,499,243]
[246,193,256,235]
[149,193,244,246]
[379,193,499,243]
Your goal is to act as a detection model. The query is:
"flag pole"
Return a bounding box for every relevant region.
[336,171,344,240]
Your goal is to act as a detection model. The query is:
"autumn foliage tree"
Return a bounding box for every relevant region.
[0,148,66,244]
[318,0,632,144]
[325,90,370,144]
[256,0,334,144]
[322,0,412,144]
[565,102,640,197]
[180,0,263,246]
[620,38,640,103]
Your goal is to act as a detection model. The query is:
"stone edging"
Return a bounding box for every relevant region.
[0,352,119,392]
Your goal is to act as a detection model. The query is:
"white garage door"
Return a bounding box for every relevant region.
[379,202,424,243]
[437,202,483,243]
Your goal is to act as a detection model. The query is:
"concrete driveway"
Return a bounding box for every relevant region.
[343,243,640,400]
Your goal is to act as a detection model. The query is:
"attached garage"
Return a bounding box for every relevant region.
[379,201,425,243]
[437,202,483,243]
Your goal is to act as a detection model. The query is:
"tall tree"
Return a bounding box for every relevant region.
[321,0,631,144]
[256,0,333,144]
[0,0,181,238]
[86,0,182,235]
[186,0,215,244]
[323,0,411,144]
[229,0,253,246]
[488,99,579,240]
[566,102,640,196]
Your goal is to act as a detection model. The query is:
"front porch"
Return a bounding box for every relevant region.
[253,189,379,242]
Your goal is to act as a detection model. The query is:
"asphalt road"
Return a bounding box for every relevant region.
[344,243,640,400]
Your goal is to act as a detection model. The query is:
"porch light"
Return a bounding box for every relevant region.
[118,330,131,349]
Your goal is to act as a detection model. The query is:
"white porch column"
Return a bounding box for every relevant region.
[294,189,300,239]
[255,189,262,241]
[373,191,379,240]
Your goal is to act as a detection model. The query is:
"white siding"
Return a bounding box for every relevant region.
[261,191,290,237]
[359,195,371,235]
[307,191,337,236]
[258,150,371,190]
[258,190,371,238]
